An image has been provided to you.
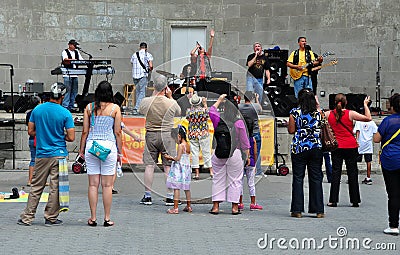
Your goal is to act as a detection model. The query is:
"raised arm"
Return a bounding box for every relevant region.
[349,96,372,122]
[207,29,215,56]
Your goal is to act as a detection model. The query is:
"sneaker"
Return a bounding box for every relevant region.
[383,227,399,236]
[238,203,244,211]
[164,198,182,206]
[362,178,373,185]
[250,204,263,211]
[165,198,174,206]
[44,219,63,226]
[17,219,31,226]
[140,196,152,205]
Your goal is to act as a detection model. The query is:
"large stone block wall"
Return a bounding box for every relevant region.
[0,0,398,108]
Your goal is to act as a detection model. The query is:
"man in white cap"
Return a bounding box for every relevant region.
[18,83,75,226]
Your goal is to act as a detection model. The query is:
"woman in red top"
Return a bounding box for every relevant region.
[325,93,371,207]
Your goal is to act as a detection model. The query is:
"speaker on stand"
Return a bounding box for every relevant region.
[263,49,295,117]
[265,49,288,87]
[266,86,297,117]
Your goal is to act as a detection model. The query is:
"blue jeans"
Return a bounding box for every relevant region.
[253,132,262,175]
[294,75,312,98]
[246,76,264,102]
[62,77,78,110]
[291,148,324,214]
[323,152,332,183]
[134,76,148,110]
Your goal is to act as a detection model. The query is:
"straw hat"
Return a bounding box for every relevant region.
[190,94,202,106]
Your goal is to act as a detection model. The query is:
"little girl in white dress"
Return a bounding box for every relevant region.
[164,125,192,214]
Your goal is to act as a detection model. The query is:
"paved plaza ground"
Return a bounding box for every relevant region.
[0,167,398,254]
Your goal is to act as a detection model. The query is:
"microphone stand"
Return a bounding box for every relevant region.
[77,47,93,96]
[78,47,93,60]
[375,46,381,117]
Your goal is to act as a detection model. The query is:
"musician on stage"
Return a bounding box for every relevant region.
[61,39,83,111]
[180,55,197,86]
[131,42,153,114]
[246,42,271,103]
[287,37,322,98]
[190,29,214,91]
[305,45,323,95]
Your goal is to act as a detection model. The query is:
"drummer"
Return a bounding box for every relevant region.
[180,55,197,87]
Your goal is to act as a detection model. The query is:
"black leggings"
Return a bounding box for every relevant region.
[382,168,400,228]
[329,148,361,204]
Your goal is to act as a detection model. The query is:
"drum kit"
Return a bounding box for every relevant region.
[156,70,195,95]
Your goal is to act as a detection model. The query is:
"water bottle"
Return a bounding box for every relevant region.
[116,162,123,177]
[18,84,22,96]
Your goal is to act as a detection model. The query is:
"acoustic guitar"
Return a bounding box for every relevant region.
[289,51,333,80]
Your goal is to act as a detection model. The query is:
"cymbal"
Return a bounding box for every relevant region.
[156,70,176,77]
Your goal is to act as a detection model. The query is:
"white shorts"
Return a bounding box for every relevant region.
[85,140,117,176]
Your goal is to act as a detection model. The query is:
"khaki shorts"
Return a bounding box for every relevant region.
[143,131,176,166]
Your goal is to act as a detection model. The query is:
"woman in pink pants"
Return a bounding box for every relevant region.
[209,94,250,215]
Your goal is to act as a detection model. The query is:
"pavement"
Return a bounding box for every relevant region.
[0,165,398,255]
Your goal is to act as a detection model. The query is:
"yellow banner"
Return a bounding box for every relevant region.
[122,116,274,166]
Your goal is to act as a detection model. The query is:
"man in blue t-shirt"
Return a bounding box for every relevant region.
[18,83,75,227]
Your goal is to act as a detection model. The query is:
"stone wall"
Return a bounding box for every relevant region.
[0,0,399,108]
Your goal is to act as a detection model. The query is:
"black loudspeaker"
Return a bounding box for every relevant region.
[75,93,95,112]
[265,49,288,87]
[266,86,297,117]
[329,93,367,114]
[114,92,125,107]
[3,95,31,113]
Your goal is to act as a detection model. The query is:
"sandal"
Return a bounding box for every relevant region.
[103,219,114,227]
[232,211,241,215]
[193,176,200,180]
[87,219,97,227]
[167,208,179,214]
[209,209,219,215]
[183,206,193,213]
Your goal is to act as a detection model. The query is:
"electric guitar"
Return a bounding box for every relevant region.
[311,59,338,72]
[289,51,333,80]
